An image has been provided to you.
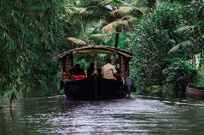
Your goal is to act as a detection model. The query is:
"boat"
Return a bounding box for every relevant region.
[56,45,133,100]
[185,84,204,98]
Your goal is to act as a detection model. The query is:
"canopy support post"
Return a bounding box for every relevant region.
[62,53,73,80]
[120,56,129,80]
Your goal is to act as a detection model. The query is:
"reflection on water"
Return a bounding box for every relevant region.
[1,96,204,135]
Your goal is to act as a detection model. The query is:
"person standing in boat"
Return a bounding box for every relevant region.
[101,58,117,80]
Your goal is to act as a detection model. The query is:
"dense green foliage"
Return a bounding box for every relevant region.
[0,0,147,100]
[1,0,203,100]
[0,0,67,98]
[63,0,146,47]
[130,0,204,97]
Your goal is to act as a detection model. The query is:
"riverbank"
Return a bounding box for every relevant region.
[192,69,204,87]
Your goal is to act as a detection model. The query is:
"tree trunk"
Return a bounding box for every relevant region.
[147,0,156,9]
[115,32,119,48]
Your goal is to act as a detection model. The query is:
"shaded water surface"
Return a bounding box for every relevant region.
[1,96,204,135]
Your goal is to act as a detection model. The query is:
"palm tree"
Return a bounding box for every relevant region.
[64,0,145,48]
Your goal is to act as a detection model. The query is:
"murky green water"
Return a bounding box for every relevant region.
[1,96,204,135]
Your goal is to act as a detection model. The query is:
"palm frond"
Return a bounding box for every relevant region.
[112,6,143,18]
[65,7,88,16]
[66,37,87,46]
[99,0,112,6]
[102,16,137,32]
[102,20,128,32]
[168,40,193,54]
[168,44,180,54]
[175,25,195,34]
[90,33,112,40]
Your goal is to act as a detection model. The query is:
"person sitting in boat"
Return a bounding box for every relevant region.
[97,67,102,78]
[70,64,86,80]
[101,58,117,80]
[87,62,96,79]
[115,67,122,80]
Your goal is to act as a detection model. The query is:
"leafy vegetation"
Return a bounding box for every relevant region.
[0,0,147,100]
[1,0,203,100]
[130,0,204,98]
[63,0,145,47]
[192,69,204,87]
[0,0,67,99]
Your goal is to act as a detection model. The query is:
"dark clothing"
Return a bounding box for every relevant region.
[70,65,85,76]
[87,67,94,79]
[125,78,134,97]
[175,70,188,98]
[69,64,86,80]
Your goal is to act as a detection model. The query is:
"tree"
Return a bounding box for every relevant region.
[64,0,144,48]
[168,0,204,57]
[130,0,202,97]
[0,0,66,98]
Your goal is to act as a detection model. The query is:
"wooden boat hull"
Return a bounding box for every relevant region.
[185,85,204,98]
[63,79,128,100]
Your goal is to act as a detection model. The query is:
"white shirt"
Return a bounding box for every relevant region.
[101,63,117,80]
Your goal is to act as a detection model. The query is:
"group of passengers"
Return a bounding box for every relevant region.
[62,58,133,97]
[67,58,118,81]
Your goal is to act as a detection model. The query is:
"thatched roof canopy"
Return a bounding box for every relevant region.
[57,45,133,59]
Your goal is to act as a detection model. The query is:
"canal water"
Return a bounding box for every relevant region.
[1,96,204,135]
